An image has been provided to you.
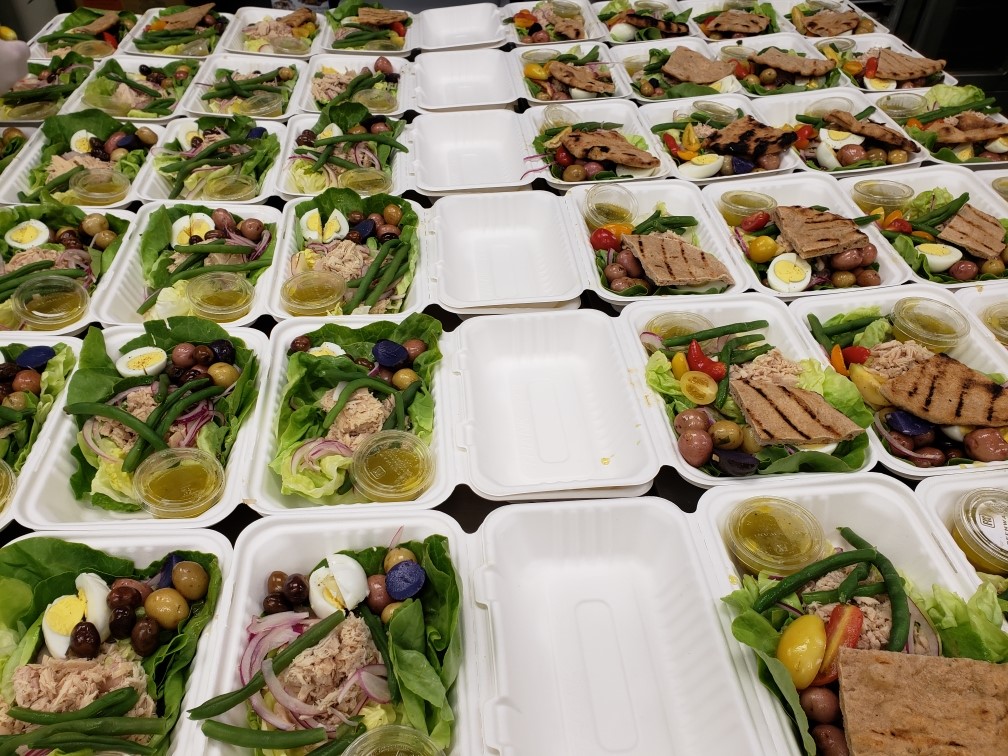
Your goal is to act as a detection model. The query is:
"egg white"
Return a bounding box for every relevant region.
[308,341,346,358]
[609,22,637,42]
[941,425,973,443]
[115,346,168,378]
[985,136,1008,154]
[819,129,866,149]
[797,441,839,455]
[766,252,812,293]
[569,87,598,100]
[677,153,724,179]
[916,242,962,272]
[318,124,344,140]
[76,572,111,642]
[4,220,50,250]
[816,141,842,170]
[308,554,369,617]
[170,213,215,247]
[863,76,897,91]
[70,129,97,154]
[42,595,85,659]
[710,75,742,94]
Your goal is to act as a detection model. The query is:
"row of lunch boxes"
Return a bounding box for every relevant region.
[8,468,1004,754]
[0,279,1005,533]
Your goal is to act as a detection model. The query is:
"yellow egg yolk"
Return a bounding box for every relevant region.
[10,227,42,244]
[45,594,86,635]
[773,260,807,283]
[127,353,164,372]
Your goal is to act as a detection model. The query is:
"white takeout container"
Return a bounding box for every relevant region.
[701,171,912,299]
[220,6,329,58]
[413,49,520,110]
[752,88,928,176]
[133,117,285,205]
[608,37,745,103]
[565,181,749,307]
[788,283,1008,480]
[689,0,797,38]
[836,164,1008,289]
[764,0,889,37]
[591,0,701,44]
[502,0,610,46]
[94,201,283,328]
[618,293,878,487]
[299,53,415,116]
[27,11,141,60]
[323,6,418,56]
[413,2,508,51]
[7,529,234,756]
[508,40,633,105]
[0,205,137,335]
[639,93,803,183]
[119,8,236,58]
[812,33,953,91]
[248,311,665,515]
[706,32,846,97]
[956,284,1008,346]
[985,168,1008,206]
[198,500,783,755]
[61,55,201,125]
[524,99,674,191]
[0,123,166,209]
[694,473,982,756]
[182,53,308,121]
[0,334,82,534]
[12,324,270,529]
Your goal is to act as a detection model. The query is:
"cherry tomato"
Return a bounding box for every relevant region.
[888,218,912,234]
[524,63,549,81]
[905,117,924,130]
[841,346,870,365]
[390,21,406,36]
[794,137,810,150]
[602,222,634,241]
[776,614,827,691]
[679,371,718,406]
[747,235,779,263]
[795,124,817,141]
[864,56,879,79]
[733,61,749,78]
[555,145,574,168]
[812,605,863,686]
[513,9,537,27]
[739,211,771,232]
[102,31,118,48]
[661,133,679,156]
[590,228,619,251]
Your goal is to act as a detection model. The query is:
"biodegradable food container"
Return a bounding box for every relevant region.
[508,40,634,106]
[220,7,329,58]
[788,283,1008,480]
[689,0,798,37]
[94,201,282,328]
[591,0,701,44]
[118,8,236,58]
[705,32,840,97]
[608,37,743,102]
[11,325,270,529]
[413,2,508,51]
[701,171,911,299]
[836,164,1008,290]
[696,473,981,756]
[618,293,878,488]
[195,502,782,755]
[765,0,890,36]
[299,53,415,116]
[956,284,1008,347]
[182,53,307,121]
[502,0,610,46]
[814,33,953,91]
[638,93,804,183]
[7,528,233,756]
[414,48,524,111]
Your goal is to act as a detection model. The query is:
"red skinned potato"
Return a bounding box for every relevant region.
[964,428,1008,462]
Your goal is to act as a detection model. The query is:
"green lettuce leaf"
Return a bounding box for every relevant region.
[907,581,1008,662]
[85,58,198,118]
[906,187,955,220]
[797,359,872,427]
[893,232,1008,284]
[924,84,986,108]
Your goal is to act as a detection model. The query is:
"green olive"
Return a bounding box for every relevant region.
[382,203,403,226]
[831,270,857,288]
[864,148,887,163]
[207,362,240,388]
[638,80,655,98]
[759,68,778,85]
[171,561,210,601]
[80,213,109,237]
[742,74,761,88]
[2,392,28,411]
[981,258,1006,277]
[278,66,295,81]
[740,425,763,455]
[381,601,403,624]
[391,368,419,390]
[144,588,190,630]
[887,149,909,165]
[90,229,118,250]
[135,126,158,146]
[562,164,587,182]
[709,420,743,450]
[109,148,129,162]
[383,547,416,573]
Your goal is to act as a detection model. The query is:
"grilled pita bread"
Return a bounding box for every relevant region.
[824,110,918,152]
[281,8,316,27]
[771,206,869,260]
[607,11,689,36]
[924,113,1008,145]
[749,47,836,78]
[802,9,860,37]
[660,47,734,85]
[560,130,659,168]
[71,10,122,35]
[878,353,1008,427]
[621,234,734,287]
[703,116,798,159]
[938,203,1007,260]
[356,7,410,26]
[161,3,215,31]
[874,48,946,81]
[730,378,863,445]
[706,9,769,35]
[838,648,1008,756]
[554,16,585,39]
[545,61,615,94]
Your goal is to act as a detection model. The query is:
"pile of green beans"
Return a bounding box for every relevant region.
[201,68,288,100]
[806,313,884,352]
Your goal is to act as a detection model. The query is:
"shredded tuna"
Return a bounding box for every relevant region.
[46,153,107,182]
[114,81,154,110]
[243,19,294,40]
[96,389,185,452]
[729,348,801,386]
[7,247,60,271]
[866,339,933,378]
[314,239,371,281]
[311,68,365,103]
[324,388,395,450]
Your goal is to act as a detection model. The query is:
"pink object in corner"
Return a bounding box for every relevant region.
[0,41,30,95]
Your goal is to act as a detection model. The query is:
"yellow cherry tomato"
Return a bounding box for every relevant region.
[682,123,701,152]
[842,60,864,76]
[676,149,698,161]
[679,370,718,406]
[776,614,827,690]
[602,222,634,241]
[747,235,779,264]
[524,63,550,81]
[671,351,689,379]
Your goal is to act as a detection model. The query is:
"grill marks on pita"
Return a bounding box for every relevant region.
[160,3,216,31]
[874,48,946,81]
[607,10,689,37]
[703,116,798,160]
[706,9,770,35]
[771,206,870,260]
[559,130,659,168]
[824,110,918,153]
[802,9,859,37]
[355,7,410,26]
[748,47,837,78]
[660,47,735,85]
[730,379,863,445]
[621,234,734,287]
[544,60,615,94]
[937,203,1007,261]
[924,112,1008,145]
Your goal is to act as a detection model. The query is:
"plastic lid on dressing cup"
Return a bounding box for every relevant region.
[352,430,434,503]
[134,448,225,519]
[186,271,254,322]
[272,36,311,55]
[280,270,346,316]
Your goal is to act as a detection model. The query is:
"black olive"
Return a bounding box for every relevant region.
[188,235,203,244]
[109,606,137,640]
[353,357,374,370]
[262,592,290,615]
[282,574,309,606]
[214,20,227,33]
[190,136,204,149]
[295,133,315,147]
[266,570,287,595]
[89,136,104,150]
[131,616,160,657]
[289,336,311,353]
[528,22,543,33]
[139,64,152,76]
[203,230,224,241]
[166,364,187,384]
[70,621,101,659]
[90,148,110,162]
[345,230,363,244]
[0,363,18,382]
[182,367,208,384]
[202,13,216,24]
[209,339,236,364]
[193,345,215,366]
[384,73,400,85]
[347,210,365,225]
[107,584,143,610]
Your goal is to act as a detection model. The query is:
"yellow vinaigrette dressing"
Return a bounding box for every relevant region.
[23,291,86,327]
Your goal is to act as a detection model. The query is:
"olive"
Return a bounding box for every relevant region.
[887,149,909,165]
[673,408,711,435]
[864,147,887,163]
[107,584,143,610]
[604,263,627,283]
[811,724,849,756]
[90,148,110,162]
[381,601,403,624]
[80,213,109,237]
[837,144,867,166]
[742,74,761,88]
[277,66,295,82]
[678,429,713,467]
[945,446,965,462]
[366,574,392,614]
[609,277,635,292]
[756,153,781,170]
[262,592,289,615]
[529,29,551,43]
[70,621,101,659]
[175,64,191,79]
[911,428,936,448]
[366,213,386,228]
[190,136,204,150]
[370,122,391,134]
[109,606,137,640]
[214,20,227,33]
[90,229,117,250]
[12,369,40,395]
[638,80,655,97]
[381,204,403,226]
[208,339,236,364]
[58,230,80,246]
[346,230,363,244]
[2,392,27,411]
[108,147,128,163]
[376,367,395,385]
[0,387,10,404]
[855,17,874,33]
[740,425,763,455]
[376,224,401,241]
[0,363,17,382]
[402,339,427,362]
[855,269,881,287]
[831,270,856,288]
[267,570,287,595]
[830,249,862,270]
[193,345,215,366]
[759,67,778,85]
[354,358,375,371]
[211,208,237,233]
[615,250,644,278]
[1,127,26,144]
[131,617,159,657]
[172,561,209,601]
[207,362,240,388]
[347,210,365,225]
[965,428,1008,462]
[374,56,394,75]
[295,132,316,147]
[89,136,104,150]
[238,218,264,242]
[392,368,420,389]
[204,230,225,241]
[709,420,743,450]
[562,164,587,182]
[290,336,311,353]
[104,131,127,157]
[144,588,190,630]
[948,260,979,281]
[111,578,152,603]
[383,547,416,573]
[170,343,196,369]
[282,574,309,606]
[981,258,1006,276]
[857,243,877,266]
[912,446,946,468]
[348,125,367,135]
[800,686,840,724]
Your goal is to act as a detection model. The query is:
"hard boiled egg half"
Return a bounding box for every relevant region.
[116,346,168,377]
[609,22,637,42]
[318,123,344,140]
[308,554,369,618]
[300,208,349,243]
[819,129,865,150]
[916,242,962,272]
[170,213,214,247]
[862,76,896,91]
[42,573,112,659]
[985,136,1008,154]
[569,87,598,100]
[70,129,97,154]
[766,252,812,293]
[816,141,842,170]
[797,441,838,455]
[677,153,724,179]
[4,220,50,250]
[308,341,346,358]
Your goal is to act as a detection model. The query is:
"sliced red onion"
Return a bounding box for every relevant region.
[335,672,361,706]
[358,668,391,703]
[290,440,320,474]
[240,626,298,685]
[226,228,257,248]
[520,165,550,181]
[250,691,295,731]
[108,384,153,405]
[732,227,749,255]
[248,611,309,635]
[249,229,271,261]
[262,658,323,717]
[81,418,118,462]
[387,526,404,551]
[177,399,210,423]
[639,331,663,352]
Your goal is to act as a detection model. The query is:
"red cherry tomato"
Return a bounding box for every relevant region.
[841,346,871,365]
[555,145,574,167]
[864,56,879,79]
[739,211,771,232]
[812,604,864,686]
[390,21,407,36]
[888,218,912,234]
[590,228,619,251]
[733,61,749,78]
[795,124,817,141]
[794,137,810,150]
[102,31,118,48]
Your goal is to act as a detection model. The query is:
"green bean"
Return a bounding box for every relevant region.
[650,122,686,134]
[751,548,877,613]
[715,340,732,409]
[0,717,165,756]
[189,611,348,719]
[359,605,398,701]
[322,379,397,430]
[28,735,153,755]
[111,376,160,395]
[1,83,79,106]
[837,562,870,603]
[363,241,409,308]
[313,133,408,153]
[336,475,354,495]
[807,313,833,352]
[312,144,336,172]
[800,582,886,606]
[201,721,326,749]
[327,31,390,49]
[912,192,969,227]
[63,403,167,451]
[120,378,212,473]
[19,165,85,203]
[167,154,248,199]
[166,259,270,285]
[155,374,170,404]
[821,315,882,337]
[172,243,251,256]
[310,723,368,755]
[38,31,95,43]
[342,241,392,314]
[852,214,881,226]
[0,406,32,424]
[914,97,997,124]
[136,288,162,315]
[0,268,88,304]
[8,688,140,725]
[729,344,774,364]
[853,105,876,121]
[748,222,779,238]
[331,72,384,106]
[160,137,243,173]
[0,260,56,287]
[838,527,909,652]
[105,72,162,98]
[153,385,225,438]
[662,320,769,347]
